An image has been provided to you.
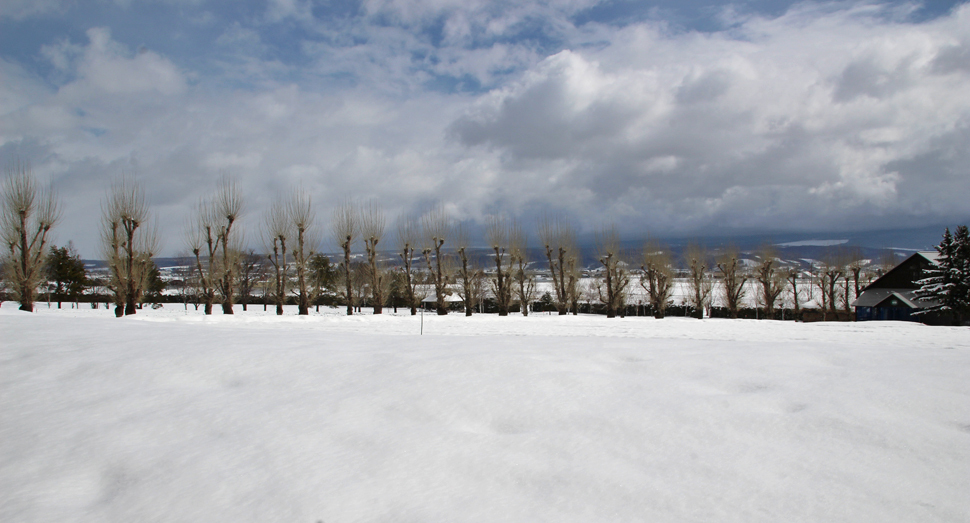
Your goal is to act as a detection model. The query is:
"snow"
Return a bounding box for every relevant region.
[776,240,849,247]
[2,304,969,522]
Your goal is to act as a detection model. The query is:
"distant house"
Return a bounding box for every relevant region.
[852,251,946,324]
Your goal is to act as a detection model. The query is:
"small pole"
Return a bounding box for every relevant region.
[420,305,424,335]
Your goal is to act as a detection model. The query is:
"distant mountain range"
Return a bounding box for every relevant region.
[84,225,948,271]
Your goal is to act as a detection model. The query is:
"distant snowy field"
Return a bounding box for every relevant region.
[2,304,969,522]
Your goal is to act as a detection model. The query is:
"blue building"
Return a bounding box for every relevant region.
[852,251,945,324]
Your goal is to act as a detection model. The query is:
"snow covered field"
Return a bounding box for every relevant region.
[2,304,969,522]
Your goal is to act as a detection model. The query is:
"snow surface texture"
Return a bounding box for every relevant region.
[2,304,969,522]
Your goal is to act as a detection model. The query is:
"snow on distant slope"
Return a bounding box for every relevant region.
[777,239,849,247]
[2,305,968,522]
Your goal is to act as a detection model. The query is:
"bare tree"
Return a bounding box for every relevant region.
[811,263,830,319]
[468,266,487,313]
[186,204,216,315]
[485,216,514,316]
[454,223,478,316]
[683,243,712,319]
[331,202,359,315]
[784,265,804,316]
[187,177,243,315]
[716,245,748,319]
[640,240,674,318]
[100,178,158,317]
[567,261,582,315]
[349,260,370,313]
[397,216,421,315]
[213,177,243,314]
[422,207,452,315]
[360,202,386,314]
[262,199,290,315]
[817,250,847,318]
[172,252,198,311]
[1,161,59,312]
[237,249,266,312]
[595,225,629,318]
[289,189,320,315]
[753,244,784,319]
[538,216,580,315]
[510,221,536,316]
[845,247,872,312]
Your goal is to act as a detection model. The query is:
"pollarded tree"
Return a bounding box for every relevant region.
[187,203,217,315]
[422,207,452,315]
[485,216,514,316]
[187,177,243,315]
[566,258,582,315]
[331,202,359,315]
[595,225,629,318]
[1,161,60,312]
[510,221,537,316]
[213,177,243,314]
[101,178,159,317]
[753,244,784,319]
[262,199,290,315]
[844,247,872,313]
[397,216,421,315]
[716,245,748,319]
[289,188,320,315]
[640,240,674,319]
[454,223,478,316]
[360,202,386,314]
[538,216,579,315]
[683,243,712,319]
[815,250,847,318]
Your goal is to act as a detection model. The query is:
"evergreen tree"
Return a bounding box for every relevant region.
[917,225,970,324]
[952,225,970,323]
[309,253,337,311]
[143,262,166,306]
[46,243,87,308]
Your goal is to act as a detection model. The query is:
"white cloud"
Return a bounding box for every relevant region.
[3,3,970,256]
[449,4,970,234]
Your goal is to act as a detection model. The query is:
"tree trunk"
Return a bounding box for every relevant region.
[18,280,34,311]
[344,243,353,316]
[298,293,308,315]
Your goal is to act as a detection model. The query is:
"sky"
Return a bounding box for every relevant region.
[1,0,969,257]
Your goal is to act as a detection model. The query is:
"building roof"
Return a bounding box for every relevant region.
[852,251,943,309]
[852,288,924,308]
[863,251,938,291]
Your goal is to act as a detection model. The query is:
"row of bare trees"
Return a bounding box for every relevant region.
[4,163,895,319]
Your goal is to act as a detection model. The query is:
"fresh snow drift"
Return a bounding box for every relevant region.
[2,304,969,522]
